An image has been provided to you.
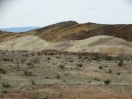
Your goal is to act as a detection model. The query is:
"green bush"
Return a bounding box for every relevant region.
[0,68,7,74]
[117,72,121,75]
[76,63,83,67]
[118,59,123,67]
[56,56,60,59]
[58,64,65,69]
[56,75,60,79]
[27,62,33,66]
[49,53,54,55]
[2,82,11,87]
[78,55,82,59]
[70,59,73,62]
[31,80,36,85]
[104,79,111,84]
[2,58,10,61]
[92,54,100,61]
[108,69,113,73]
[98,66,103,69]
[23,70,33,76]
[104,56,112,61]
[47,57,50,60]
[94,78,100,82]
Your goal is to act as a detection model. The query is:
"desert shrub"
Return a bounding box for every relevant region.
[117,72,121,75]
[21,56,27,62]
[49,53,54,55]
[104,56,112,61]
[45,76,51,79]
[47,57,50,60]
[118,59,123,67]
[0,68,7,74]
[78,55,82,59]
[58,64,65,69]
[88,81,92,83]
[83,56,88,59]
[92,54,100,61]
[56,56,60,59]
[2,90,8,93]
[2,82,11,87]
[31,52,35,56]
[104,79,111,84]
[56,75,60,79]
[24,54,29,57]
[94,78,100,82]
[27,62,33,66]
[69,59,73,62]
[53,62,57,65]
[2,58,10,61]
[37,52,41,56]
[31,80,36,85]
[32,57,40,63]
[76,63,83,67]
[108,69,113,73]
[98,66,103,69]
[23,70,33,76]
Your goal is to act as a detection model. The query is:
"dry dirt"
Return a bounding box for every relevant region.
[0,51,132,99]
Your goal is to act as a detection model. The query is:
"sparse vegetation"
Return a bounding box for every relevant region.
[118,59,123,67]
[58,64,65,69]
[0,50,131,99]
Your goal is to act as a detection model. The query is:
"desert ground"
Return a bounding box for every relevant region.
[0,21,132,99]
[0,50,132,99]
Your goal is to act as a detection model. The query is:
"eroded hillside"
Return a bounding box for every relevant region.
[0,35,132,56]
[0,21,132,42]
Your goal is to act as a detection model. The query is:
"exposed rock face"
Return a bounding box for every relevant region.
[0,21,132,43]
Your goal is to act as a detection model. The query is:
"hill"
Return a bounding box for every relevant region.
[0,35,131,56]
[0,21,132,43]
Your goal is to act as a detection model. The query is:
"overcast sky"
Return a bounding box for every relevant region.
[0,0,132,28]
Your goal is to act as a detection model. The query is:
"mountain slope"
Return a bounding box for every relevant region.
[0,21,132,43]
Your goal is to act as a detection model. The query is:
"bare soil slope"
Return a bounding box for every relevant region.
[0,35,131,55]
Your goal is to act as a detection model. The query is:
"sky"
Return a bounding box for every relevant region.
[0,0,132,28]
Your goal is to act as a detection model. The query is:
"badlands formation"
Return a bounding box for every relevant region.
[0,21,132,56]
[0,35,131,56]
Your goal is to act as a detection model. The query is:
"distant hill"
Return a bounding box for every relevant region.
[0,27,40,32]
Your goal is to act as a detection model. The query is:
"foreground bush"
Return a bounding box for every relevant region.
[0,68,7,74]
[104,79,111,85]
[23,70,33,76]
[58,64,65,69]
[118,59,123,67]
